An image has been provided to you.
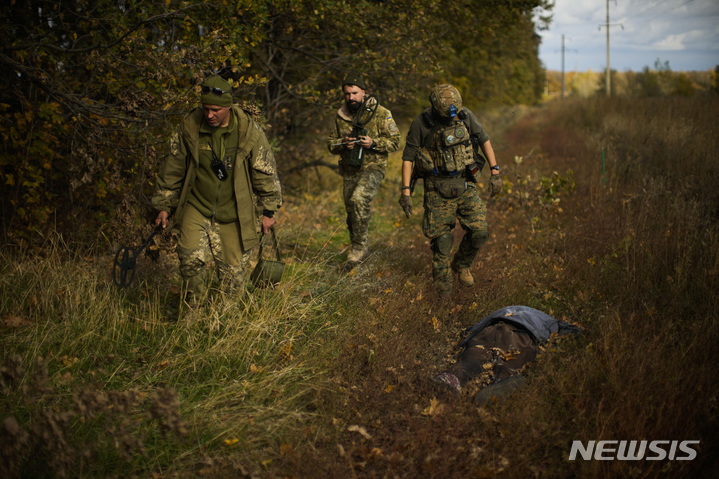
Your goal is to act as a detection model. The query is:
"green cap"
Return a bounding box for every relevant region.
[342,70,366,90]
[200,76,232,107]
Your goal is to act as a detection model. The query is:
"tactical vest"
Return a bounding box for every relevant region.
[417,111,475,176]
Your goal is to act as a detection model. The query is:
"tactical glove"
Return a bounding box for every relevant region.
[488,175,503,197]
[399,195,413,218]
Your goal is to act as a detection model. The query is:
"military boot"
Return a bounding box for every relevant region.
[346,247,368,265]
[434,276,453,297]
[451,260,474,287]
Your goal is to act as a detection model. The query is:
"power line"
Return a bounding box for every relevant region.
[620,0,673,22]
[642,0,696,23]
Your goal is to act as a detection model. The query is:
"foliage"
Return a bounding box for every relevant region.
[0,0,552,245]
[547,60,714,100]
[440,0,552,109]
[500,154,576,232]
[1,96,718,477]
[1,354,185,478]
[0,230,345,477]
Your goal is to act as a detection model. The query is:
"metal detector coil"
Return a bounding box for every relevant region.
[113,226,163,287]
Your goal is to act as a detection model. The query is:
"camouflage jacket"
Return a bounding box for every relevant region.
[326,102,401,173]
[152,106,282,251]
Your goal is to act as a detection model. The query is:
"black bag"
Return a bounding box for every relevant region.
[250,227,285,287]
[431,176,467,199]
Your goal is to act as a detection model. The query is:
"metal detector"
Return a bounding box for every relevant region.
[113,225,164,287]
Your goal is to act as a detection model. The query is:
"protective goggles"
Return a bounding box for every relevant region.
[201,86,229,96]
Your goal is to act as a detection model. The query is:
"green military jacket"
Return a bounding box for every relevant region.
[326,102,401,173]
[152,106,282,251]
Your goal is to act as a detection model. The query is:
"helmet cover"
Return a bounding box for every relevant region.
[429,84,462,118]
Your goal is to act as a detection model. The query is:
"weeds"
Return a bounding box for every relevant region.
[0,231,350,477]
[2,96,718,478]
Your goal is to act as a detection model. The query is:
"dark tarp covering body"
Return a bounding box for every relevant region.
[460,305,581,348]
[435,305,581,403]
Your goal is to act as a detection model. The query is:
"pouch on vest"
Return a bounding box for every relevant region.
[434,122,472,173]
[439,123,470,148]
[250,227,285,287]
[415,148,434,174]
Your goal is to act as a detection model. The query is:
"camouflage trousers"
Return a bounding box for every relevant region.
[177,203,251,300]
[422,183,488,292]
[342,167,385,251]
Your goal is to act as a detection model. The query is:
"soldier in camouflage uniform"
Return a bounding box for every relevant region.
[152,76,282,303]
[326,71,401,266]
[399,84,502,296]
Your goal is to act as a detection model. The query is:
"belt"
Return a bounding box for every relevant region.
[424,172,467,179]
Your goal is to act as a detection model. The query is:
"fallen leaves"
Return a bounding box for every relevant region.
[348,424,372,440]
[2,314,32,328]
[421,398,445,417]
[430,316,440,332]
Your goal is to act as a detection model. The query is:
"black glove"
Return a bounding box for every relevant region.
[399,195,413,218]
[488,175,503,197]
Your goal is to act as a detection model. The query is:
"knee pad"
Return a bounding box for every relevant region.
[432,232,454,256]
[178,247,206,278]
[469,229,489,249]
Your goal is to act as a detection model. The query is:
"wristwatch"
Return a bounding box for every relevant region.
[490,165,500,172]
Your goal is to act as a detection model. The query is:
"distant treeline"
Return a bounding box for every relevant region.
[546,61,719,99]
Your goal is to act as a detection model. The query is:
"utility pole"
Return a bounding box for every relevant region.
[599,0,622,97]
[606,0,611,96]
[562,34,565,100]
[559,35,577,100]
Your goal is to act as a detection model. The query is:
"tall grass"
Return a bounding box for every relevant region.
[0,231,351,477]
[2,95,717,478]
[489,95,719,478]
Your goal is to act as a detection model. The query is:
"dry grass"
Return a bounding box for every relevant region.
[2,95,718,478]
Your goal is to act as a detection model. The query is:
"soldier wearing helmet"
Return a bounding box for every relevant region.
[398,84,502,296]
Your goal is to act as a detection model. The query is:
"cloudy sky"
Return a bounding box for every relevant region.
[537,0,719,72]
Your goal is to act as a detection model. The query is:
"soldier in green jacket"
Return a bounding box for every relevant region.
[152,76,282,303]
[399,84,502,296]
[326,71,401,266]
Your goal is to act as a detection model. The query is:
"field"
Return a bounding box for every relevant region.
[1,95,718,478]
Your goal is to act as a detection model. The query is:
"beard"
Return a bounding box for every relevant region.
[346,100,361,113]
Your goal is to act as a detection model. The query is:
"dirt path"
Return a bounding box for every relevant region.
[271,105,591,478]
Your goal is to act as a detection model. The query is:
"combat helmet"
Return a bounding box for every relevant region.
[429,84,462,119]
